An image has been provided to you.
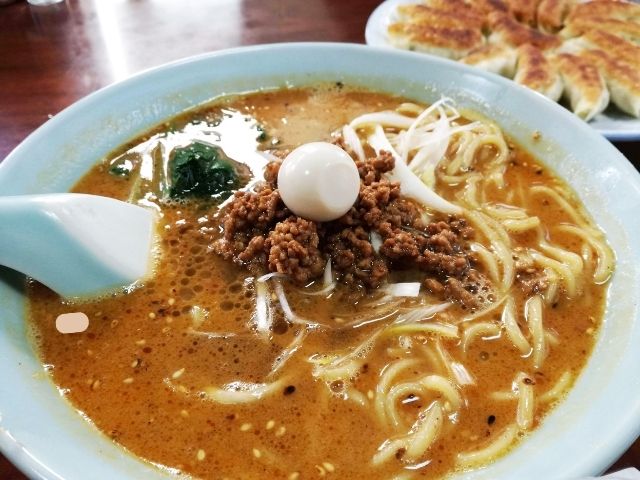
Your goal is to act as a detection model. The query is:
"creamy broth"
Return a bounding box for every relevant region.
[28,85,609,479]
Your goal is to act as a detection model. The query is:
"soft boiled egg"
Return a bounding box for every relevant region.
[277,142,360,222]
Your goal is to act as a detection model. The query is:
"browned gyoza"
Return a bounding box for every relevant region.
[27,85,611,479]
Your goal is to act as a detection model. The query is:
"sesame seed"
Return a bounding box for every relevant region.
[135,339,146,346]
[162,326,171,333]
[275,426,286,437]
[172,368,185,379]
[180,410,189,418]
[288,473,300,480]
[91,380,100,390]
[196,449,206,461]
[265,420,275,430]
[322,462,335,472]
[252,448,261,459]
[123,378,134,384]
[148,312,156,319]
[315,465,326,476]
[240,423,253,432]
[367,390,374,400]
[131,359,139,368]
[586,327,594,335]
[177,385,188,393]
[86,349,94,356]
[168,298,176,306]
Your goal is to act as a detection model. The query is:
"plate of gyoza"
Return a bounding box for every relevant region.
[366,0,640,140]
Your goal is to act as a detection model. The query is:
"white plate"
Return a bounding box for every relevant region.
[364,0,640,141]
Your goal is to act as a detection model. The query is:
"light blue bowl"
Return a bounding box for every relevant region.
[1,43,639,480]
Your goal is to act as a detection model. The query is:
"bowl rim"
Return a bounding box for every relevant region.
[1,42,640,480]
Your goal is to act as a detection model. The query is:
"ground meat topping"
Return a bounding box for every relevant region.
[327,226,389,289]
[264,217,325,284]
[213,184,289,265]
[212,151,488,309]
[355,150,395,186]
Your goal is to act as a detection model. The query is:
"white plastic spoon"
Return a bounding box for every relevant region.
[0,193,156,299]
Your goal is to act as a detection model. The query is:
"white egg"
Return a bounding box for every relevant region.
[278,142,360,222]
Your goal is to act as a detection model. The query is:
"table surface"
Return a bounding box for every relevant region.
[0,0,639,478]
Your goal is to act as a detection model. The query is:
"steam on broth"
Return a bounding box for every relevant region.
[27,84,613,479]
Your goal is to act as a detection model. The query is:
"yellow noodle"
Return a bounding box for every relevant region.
[556,224,614,283]
[515,373,535,430]
[420,344,446,375]
[313,359,361,383]
[347,387,368,407]
[420,376,462,411]
[483,213,512,246]
[529,250,578,297]
[484,204,528,220]
[447,130,475,175]
[539,241,584,277]
[433,338,455,380]
[203,378,287,405]
[490,390,518,401]
[543,268,560,305]
[545,329,560,347]
[581,243,594,269]
[456,424,519,467]
[373,401,444,466]
[386,376,460,429]
[539,371,572,403]
[462,135,485,172]
[387,382,426,429]
[375,359,422,425]
[439,172,474,185]
[466,211,514,291]
[372,438,406,466]
[525,296,547,369]
[530,185,599,236]
[396,102,423,116]
[461,322,502,352]
[470,242,501,284]
[404,401,444,461]
[502,216,541,233]
[387,322,459,338]
[501,297,532,355]
[459,174,483,209]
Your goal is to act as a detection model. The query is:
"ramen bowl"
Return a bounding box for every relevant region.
[1,43,639,480]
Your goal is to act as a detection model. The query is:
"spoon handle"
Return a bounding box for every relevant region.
[0,194,155,299]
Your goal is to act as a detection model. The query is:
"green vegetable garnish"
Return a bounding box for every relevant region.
[169,142,238,199]
[256,124,268,142]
